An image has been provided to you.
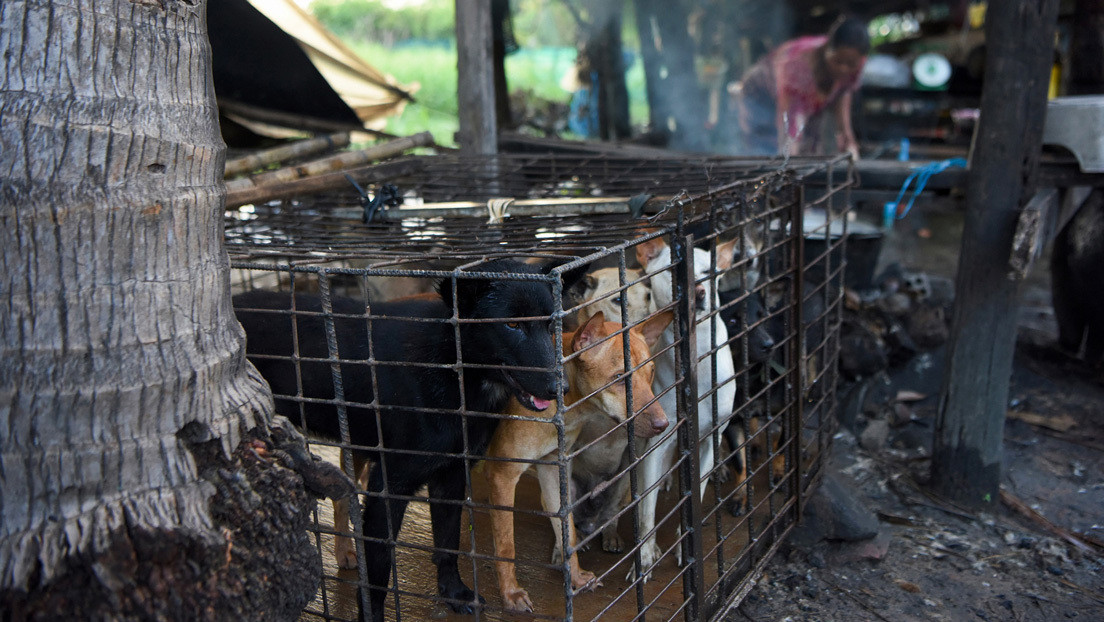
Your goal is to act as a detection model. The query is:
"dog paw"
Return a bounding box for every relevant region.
[727,497,746,517]
[550,546,564,565]
[502,588,533,613]
[441,585,485,615]
[601,531,623,554]
[572,568,601,592]
[625,543,659,582]
[711,466,731,485]
[334,536,358,570]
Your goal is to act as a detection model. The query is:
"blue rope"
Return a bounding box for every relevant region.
[890,158,968,219]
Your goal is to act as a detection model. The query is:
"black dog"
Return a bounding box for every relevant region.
[720,287,776,368]
[717,287,776,506]
[233,259,583,622]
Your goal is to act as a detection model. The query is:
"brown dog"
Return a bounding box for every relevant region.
[483,310,673,613]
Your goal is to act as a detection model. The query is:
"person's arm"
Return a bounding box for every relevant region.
[773,47,812,156]
[776,90,809,156]
[833,90,860,160]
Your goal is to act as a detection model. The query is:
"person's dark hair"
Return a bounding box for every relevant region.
[827,16,870,55]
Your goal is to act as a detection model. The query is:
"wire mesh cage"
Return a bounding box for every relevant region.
[224,153,853,622]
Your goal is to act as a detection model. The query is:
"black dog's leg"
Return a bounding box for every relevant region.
[426,465,484,614]
[358,464,415,622]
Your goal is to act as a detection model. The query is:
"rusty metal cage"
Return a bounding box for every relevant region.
[224,153,853,622]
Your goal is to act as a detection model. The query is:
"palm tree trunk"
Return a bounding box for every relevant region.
[1,1,340,617]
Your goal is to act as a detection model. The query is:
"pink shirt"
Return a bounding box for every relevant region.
[747,35,865,140]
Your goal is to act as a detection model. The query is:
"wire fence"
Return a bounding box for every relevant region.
[225,153,853,622]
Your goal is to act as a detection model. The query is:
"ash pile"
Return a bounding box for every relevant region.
[836,263,956,454]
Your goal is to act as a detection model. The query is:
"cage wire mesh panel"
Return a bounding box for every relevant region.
[224,154,852,622]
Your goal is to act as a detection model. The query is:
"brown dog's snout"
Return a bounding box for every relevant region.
[635,403,668,438]
[651,411,669,436]
[695,285,706,310]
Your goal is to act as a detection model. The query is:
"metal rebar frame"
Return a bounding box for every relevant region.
[225,153,853,622]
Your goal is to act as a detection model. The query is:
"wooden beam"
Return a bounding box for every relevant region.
[455,0,497,154]
[930,0,1060,509]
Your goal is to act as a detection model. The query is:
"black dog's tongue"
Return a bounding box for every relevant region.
[502,370,553,412]
[516,389,552,412]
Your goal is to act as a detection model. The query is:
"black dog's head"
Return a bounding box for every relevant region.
[572,473,629,540]
[437,258,587,412]
[719,288,776,365]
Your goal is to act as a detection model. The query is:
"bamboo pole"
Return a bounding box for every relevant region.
[224,131,436,198]
[224,132,351,178]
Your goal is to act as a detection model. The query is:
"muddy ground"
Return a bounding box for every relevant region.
[731,201,1104,621]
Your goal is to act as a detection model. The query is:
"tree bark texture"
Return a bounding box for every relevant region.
[931,0,1059,509]
[0,1,338,616]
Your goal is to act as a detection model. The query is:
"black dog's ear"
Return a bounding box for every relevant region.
[539,259,590,294]
[435,278,453,311]
[436,276,492,316]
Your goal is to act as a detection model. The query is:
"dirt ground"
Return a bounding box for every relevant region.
[731,200,1104,621]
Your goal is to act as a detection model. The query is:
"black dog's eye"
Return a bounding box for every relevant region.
[506,321,520,329]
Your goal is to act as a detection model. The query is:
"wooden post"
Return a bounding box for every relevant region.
[632,0,707,149]
[931,0,1060,509]
[456,0,498,154]
[590,3,631,141]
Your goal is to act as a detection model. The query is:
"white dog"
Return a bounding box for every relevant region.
[632,233,739,579]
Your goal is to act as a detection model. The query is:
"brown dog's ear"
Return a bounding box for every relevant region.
[638,310,674,347]
[765,279,789,310]
[716,237,739,271]
[572,311,606,352]
[635,236,667,268]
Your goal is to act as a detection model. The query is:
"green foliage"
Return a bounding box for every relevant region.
[510,0,579,48]
[311,0,454,45]
[344,41,460,146]
[504,47,577,101]
[313,1,650,145]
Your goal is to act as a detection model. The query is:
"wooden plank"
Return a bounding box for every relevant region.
[930,0,1061,509]
[301,442,786,622]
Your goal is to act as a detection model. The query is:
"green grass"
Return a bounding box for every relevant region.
[346,41,649,148]
[346,42,460,146]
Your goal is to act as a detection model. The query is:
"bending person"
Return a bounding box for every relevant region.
[732,16,870,158]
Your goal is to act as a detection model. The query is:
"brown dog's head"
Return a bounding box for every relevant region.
[568,310,674,438]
